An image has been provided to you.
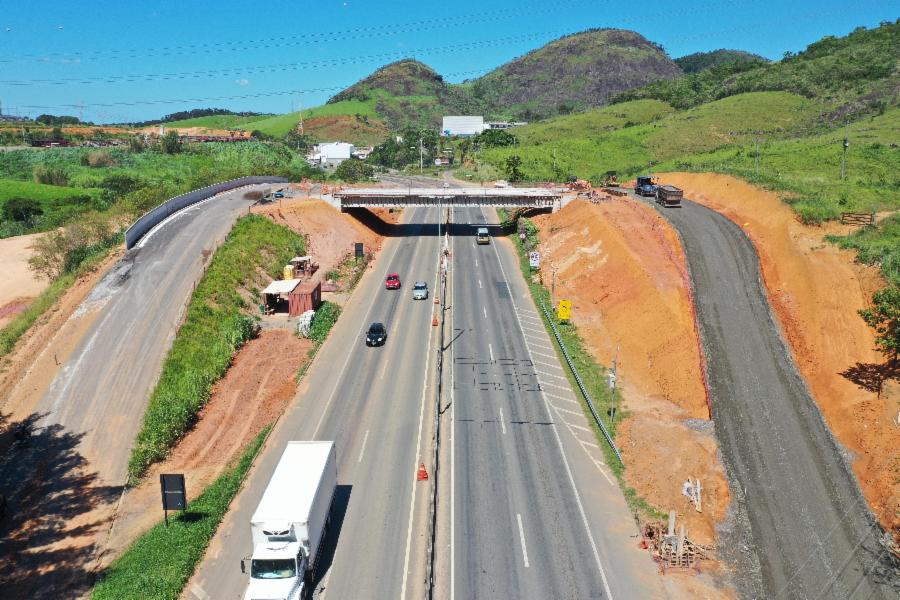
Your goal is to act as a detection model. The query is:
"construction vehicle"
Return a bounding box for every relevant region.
[565,176,591,191]
[241,441,337,600]
[656,185,683,208]
[635,175,658,197]
[602,171,618,186]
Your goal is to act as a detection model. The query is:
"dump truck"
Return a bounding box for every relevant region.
[656,185,683,208]
[635,175,658,197]
[242,441,337,600]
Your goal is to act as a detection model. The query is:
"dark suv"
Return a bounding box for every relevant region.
[365,322,387,346]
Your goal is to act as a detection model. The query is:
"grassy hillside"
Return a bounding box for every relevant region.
[469,29,681,120]
[159,114,273,130]
[617,20,899,116]
[482,92,822,180]
[675,49,768,74]
[327,60,481,130]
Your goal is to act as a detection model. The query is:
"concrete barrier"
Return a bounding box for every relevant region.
[124,176,288,249]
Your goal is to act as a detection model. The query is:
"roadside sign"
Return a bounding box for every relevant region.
[529,251,540,269]
[557,300,572,321]
[160,473,186,526]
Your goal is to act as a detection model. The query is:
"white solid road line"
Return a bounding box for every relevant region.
[499,407,507,435]
[450,220,457,600]
[400,208,441,600]
[517,513,530,568]
[486,210,614,599]
[358,430,370,464]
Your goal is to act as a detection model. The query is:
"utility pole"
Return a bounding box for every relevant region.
[608,347,619,423]
[419,136,424,171]
[840,124,849,181]
[755,137,760,174]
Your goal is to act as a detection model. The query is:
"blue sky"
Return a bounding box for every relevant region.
[0,0,895,123]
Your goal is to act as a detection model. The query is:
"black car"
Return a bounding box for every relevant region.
[366,322,387,346]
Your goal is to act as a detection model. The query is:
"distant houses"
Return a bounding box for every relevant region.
[306,142,373,169]
[441,116,526,136]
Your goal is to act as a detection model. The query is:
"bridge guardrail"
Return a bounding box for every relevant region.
[124,176,287,249]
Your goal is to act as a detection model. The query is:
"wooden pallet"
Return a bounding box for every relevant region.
[841,212,876,226]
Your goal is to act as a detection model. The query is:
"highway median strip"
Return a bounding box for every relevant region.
[127,214,305,483]
[92,426,270,600]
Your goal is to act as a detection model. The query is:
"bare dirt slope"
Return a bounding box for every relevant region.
[0,233,49,328]
[251,198,385,276]
[658,172,899,539]
[101,330,312,564]
[531,199,731,574]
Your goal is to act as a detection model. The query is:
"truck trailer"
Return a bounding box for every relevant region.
[242,441,337,600]
[656,185,683,208]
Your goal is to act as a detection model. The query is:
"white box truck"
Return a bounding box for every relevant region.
[242,441,337,600]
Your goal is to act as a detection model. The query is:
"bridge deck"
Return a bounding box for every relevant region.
[335,187,561,209]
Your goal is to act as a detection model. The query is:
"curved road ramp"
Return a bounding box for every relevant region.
[0,180,283,598]
[659,199,899,599]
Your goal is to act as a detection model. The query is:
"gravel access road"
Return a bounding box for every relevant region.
[659,198,898,599]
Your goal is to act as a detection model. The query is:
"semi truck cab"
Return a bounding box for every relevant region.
[244,541,307,600]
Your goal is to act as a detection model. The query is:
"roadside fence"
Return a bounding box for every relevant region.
[537,298,623,465]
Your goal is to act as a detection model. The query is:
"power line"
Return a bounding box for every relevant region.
[16,68,495,111]
[0,0,595,63]
[0,30,568,87]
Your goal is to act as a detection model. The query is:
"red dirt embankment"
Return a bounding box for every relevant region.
[103,330,312,562]
[532,198,730,546]
[657,172,899,537]
[251,198,390,276]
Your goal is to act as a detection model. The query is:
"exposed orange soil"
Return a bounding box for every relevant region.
[531,198,730,546]
[251,197,390,275]
[0,248,123,416]
[102,330,312,564]
[0,232,48,328]
[301,115,389,146]
[657,172,899,537]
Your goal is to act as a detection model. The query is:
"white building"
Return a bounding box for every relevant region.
[441,116,485,137]
[310,141,356,169]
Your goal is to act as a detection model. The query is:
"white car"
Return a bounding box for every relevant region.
[412,281,428,300]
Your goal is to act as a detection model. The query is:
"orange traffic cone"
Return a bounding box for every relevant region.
[432,315,439,327]
[417,462,429,481]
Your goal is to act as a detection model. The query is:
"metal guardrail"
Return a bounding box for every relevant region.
[537,298,624,465]
[424,214,449,600]
[124,175,287,249]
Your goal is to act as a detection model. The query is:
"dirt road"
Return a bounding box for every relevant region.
[658,198,898,598]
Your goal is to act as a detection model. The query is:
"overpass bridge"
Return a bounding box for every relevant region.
[334,187,561,211]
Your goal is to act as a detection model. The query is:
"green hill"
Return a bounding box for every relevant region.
[326,60,481,130]
[675,49,768,74]
[617,20,900,115]
[466,28,681,120]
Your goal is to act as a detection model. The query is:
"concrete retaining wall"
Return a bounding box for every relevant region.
[124,176,288,249]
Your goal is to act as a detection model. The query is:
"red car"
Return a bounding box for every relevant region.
[385,273,401,290]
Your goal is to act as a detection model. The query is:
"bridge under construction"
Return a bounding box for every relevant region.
[334,187,561,211]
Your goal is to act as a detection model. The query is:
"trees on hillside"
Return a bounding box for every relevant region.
[505,155,524,182]
[859,286,900,367]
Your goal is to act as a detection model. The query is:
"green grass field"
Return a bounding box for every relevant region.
[158,113,275,130]
[0,178,99,203]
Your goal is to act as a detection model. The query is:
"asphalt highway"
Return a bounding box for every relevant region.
[447,207,664,600]
[658,198,899,599]
[37,185,272,485]
[190,206,443,600]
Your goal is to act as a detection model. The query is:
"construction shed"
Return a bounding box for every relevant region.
[261,279,322,317]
